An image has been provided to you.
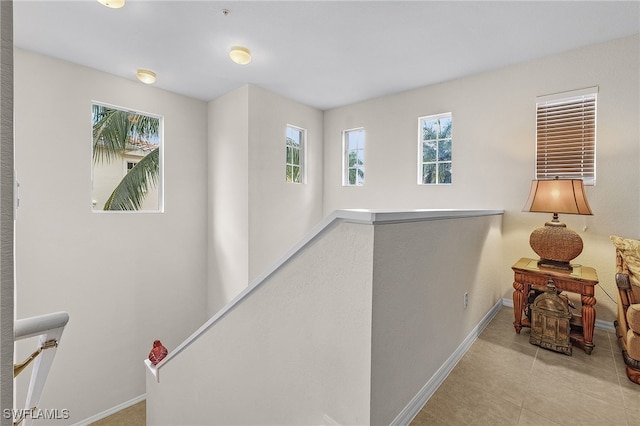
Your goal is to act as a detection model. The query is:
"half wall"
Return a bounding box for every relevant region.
[146,209,503,425]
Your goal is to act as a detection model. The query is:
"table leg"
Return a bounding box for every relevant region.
[581,294,597,354]
[513,281,525,333]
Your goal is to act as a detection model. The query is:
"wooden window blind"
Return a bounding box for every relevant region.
[536,89,597,185]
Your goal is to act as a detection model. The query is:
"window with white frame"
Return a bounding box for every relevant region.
[419,113,452,185]
[536,87,597,185]
[343,128,365,186]
[286,124,306,183]
[92,102,163,212]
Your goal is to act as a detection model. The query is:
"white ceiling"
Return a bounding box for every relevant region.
[13,0,640,110]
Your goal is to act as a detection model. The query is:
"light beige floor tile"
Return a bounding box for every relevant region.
[421,382,522,426]
[626,406,640,426]
[532,337,617,375]
[593,327,615,352]
[462,337,538,379]
[524,373,628,425]
[570,343,617,373]
[517,407,562,426]
[535,345,616,378]
[478,321,538,351]
[89,401,145,426]
[410,407,447,426]
[619,377,640,409]
[531,352,624,408]
[613,351,632,380]
[614,361,627,379]
[448,354,529,407]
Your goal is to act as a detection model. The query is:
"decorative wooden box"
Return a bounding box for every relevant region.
[529,279,573,355]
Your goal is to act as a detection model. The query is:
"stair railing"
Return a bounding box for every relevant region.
[13,312,69,426]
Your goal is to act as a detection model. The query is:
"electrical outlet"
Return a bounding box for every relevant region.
[464,292,468,308]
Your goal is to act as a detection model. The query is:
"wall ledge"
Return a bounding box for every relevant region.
[339,209,504,225]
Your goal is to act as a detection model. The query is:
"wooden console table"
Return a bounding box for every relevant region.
[512,257,598,354]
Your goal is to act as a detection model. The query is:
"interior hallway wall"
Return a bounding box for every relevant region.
[323,34,640,323]
[247,85,324,281]
[0,1,14,422]
[207,85,323,315]
[13,49,209,423]
[207,86,250,316]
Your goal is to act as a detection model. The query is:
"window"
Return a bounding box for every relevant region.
[92,102,163,211]
[536,87,597,185]
[343,128,365,186]
[419,113,452,184]
[286,125,305,183]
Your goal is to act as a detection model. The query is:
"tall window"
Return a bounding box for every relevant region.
[419,113,452,185]
[286,125,306,183]
[343,128,365,186]
[92,102,162,212]
[536,87,597,185]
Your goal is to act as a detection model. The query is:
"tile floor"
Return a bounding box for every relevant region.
[94,306,640,426]
[411,307,640,426]
[89,401,145,426]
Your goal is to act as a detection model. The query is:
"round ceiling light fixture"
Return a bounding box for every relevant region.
[97,0,125,8]
[136,69,157,85]
[229,46,252,65]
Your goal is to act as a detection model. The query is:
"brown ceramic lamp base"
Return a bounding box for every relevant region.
[529,220,583,272]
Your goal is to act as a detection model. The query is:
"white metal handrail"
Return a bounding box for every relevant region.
[13,312,69,426]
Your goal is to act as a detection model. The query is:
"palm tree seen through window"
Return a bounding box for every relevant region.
[92,103,162,211]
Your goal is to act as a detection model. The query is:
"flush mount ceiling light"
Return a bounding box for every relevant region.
[136,69,157,85]
[229,46,252,65]
[97,0,125,8]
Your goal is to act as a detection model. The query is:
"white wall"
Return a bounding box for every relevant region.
[207,85,323,315]
[14,49,209,423]
[370,214,502,425]
[324,34,640,323]
[247,85,324,280]
[0,1,14,422]
[207,86,250,316]
[147,220,374,426]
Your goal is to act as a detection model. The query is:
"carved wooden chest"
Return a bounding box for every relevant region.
[530,279,572,355]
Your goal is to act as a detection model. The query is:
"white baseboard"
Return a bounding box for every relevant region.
[72,394,145,426]
[390,299,503,426]
[595,319,615,332]
[501,296,513,308]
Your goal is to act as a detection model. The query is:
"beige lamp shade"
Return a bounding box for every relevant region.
[522,178,593,271]
[523,178,593,216]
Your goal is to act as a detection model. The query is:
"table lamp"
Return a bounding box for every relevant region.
[522,177,593,271]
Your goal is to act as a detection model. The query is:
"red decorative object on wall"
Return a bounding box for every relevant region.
[148,340,168,365]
